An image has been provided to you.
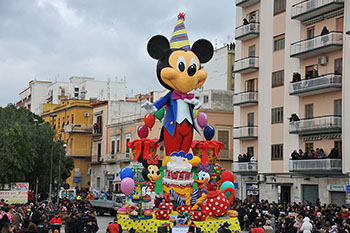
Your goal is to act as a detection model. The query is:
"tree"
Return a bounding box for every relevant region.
[0,104,74,193]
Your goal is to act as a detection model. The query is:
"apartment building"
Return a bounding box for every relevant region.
[233,0,349,205]
[17,77,126,115]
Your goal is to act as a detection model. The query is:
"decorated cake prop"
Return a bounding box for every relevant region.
[116,13,241,233]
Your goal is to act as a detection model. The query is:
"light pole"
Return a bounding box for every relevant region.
[49,113,57,202]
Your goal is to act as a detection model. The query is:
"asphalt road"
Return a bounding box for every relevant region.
[96,215,115,233]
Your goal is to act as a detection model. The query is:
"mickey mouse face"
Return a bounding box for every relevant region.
[147,165,161,183]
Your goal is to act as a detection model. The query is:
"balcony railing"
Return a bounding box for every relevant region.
[289,115,342,134]
[64,124,92,133]
[233,92,258,106]
[236,0,260,7]
[66,148,92,157]
[219,149,234,160]
[117,153,131,162]
[289,74,342,95]
[104,154,116,162]
[234,57,259,73]
[291,0,344,21]
[235,23,260,41]
[290,32,343,58]
[289,159,342,173]
[232,161,258,173]
[233,126,258,139]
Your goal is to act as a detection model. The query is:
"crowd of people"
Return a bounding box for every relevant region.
[234,199,350,233]
[290,147,340,160]
[238,153,256,163]
[0,195,99,233]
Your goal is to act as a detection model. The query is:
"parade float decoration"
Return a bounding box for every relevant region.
[116,13,240,233]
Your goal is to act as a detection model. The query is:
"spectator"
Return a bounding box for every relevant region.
[294,215,304,233]
[291,150,299,160]
[292,72,302,83]
[321,26,329,44]
[301,217,313,233]
[243,18,249,25]
[106,218,123,233]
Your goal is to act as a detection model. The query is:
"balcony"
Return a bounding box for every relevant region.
[232,161,258,173]
[235,23,260,41]
[219,149,234,160]
[234,57,259,74]
[104,154,116,163]
[289,115,342,135]
[66,148,92,157]
[64,124,92,133]
[289,159,342,173]
[233,92,258,106]
[236,0,260,7]
[289,74,342,96]
[117,153,131,162]
[233,126,258,140]
[291,0,344,21]
[290,32,343,58]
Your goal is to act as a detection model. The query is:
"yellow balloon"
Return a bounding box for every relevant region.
[193,109,199,119]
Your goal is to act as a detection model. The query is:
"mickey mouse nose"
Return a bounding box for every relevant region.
[187,65,196,76]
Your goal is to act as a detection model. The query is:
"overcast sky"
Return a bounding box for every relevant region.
[0,0,235,107]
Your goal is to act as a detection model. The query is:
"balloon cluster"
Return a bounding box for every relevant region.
[196,112,215,141]
[120,167,135,196]
[220,171,235,201]
[137,107,166,139]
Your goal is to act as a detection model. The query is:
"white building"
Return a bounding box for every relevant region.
[233,0,349,205]
[17,76,126,115]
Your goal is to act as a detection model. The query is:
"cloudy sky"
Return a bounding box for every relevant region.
[0,0,235,107]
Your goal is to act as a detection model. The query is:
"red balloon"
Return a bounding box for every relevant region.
[137,125,149,139]
[144,114,155,130]
[221,171,234,184]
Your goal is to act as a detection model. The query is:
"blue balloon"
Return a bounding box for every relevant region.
[204,125,215,140]
[120,167,134,180]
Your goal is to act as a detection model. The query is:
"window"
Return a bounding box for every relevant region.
[96,115,102,134]
[305,142,314,154]
[116,138,120,153]
[334,141,342,157]
[307,27,315,39]
[71,115,74,124]
[247,147,254,156]
[249,45,256,57]
[203,95,209,104]
[126,138,130,153]
[61,88,65,96]
[272,70,284,87]
[271,107,284,124]
[111,141,115,154]
[274,34,285,51]
[334,58,342,75]
[97,143,101,161]
[271,144,283,160]
[218,130,229,151]
[96,177,100,188]
[58,118,61,128]
[274,0,286,15]
[334,99,342,116]
[245,79,257,92]
[305,104,314,119]
[246,10,259,23]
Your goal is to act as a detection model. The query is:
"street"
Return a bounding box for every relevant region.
[96,215,115,233]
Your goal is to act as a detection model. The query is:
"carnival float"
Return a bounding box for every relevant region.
[116,13,241,233]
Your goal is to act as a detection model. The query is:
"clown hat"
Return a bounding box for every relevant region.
[170,12,190,51]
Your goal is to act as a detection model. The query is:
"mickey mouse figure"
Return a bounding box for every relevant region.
[143,13,214,167]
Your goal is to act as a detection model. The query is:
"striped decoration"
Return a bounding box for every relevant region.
[191,189,199,205]
[170,13,190,51]
[170,188,185,206]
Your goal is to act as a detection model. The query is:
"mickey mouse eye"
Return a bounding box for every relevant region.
[150,168,155,175]
[177,57,186,72]
[190,58,198,71]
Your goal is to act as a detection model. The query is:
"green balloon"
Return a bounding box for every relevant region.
[154,107,165,122]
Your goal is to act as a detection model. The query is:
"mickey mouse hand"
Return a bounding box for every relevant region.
[141,100,157,114]
[184,98,201,110]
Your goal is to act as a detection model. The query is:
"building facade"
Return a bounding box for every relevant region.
[41,99,94,189]
[233,0,349,205]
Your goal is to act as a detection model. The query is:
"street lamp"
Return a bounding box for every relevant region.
[49,113,57,202]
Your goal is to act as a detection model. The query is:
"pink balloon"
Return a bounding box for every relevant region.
[137,124,149,138]
[121,177,135,196]
[197,113,208,129]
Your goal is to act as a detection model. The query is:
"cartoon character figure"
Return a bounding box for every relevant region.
[143,13,214,167]
[142,154,162,192]
[194,162,210,197]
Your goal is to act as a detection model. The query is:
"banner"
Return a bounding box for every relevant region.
[0,190,28,204]
[11,183,29,191]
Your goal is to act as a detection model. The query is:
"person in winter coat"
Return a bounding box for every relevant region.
[106,218,123,233]
[294,215,304,233]
[301,217,313,233]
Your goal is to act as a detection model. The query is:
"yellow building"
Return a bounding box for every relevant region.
[42,99,94,189]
